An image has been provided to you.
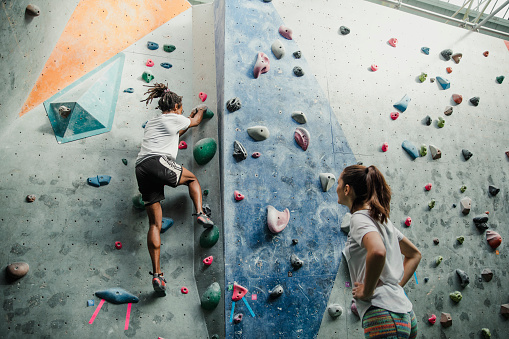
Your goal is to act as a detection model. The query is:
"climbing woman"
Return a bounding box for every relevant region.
[135,83,213,293]
[337,165,421,338]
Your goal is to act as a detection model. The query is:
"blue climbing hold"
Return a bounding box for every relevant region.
[161,217,174,234]
[147,41,159,50]
[123,88,134,93]
[436,76,450,90]
[87,299,94,307]
[421,47,430,55]
[402,140,420,160]
[393,94,411,112]
[87,175,111,187]
[160,63,173,69]
[142,121,148,128]
[95,288,139,304]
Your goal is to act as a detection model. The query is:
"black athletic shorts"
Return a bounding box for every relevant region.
[135,155,183,206]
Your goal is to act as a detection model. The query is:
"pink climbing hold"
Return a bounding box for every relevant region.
[428,314,437,325]
[252,152,261,158]
[181,287,188,294]
[178,141,187,149]
[371,64,378,72]
[115,241,122,250]
[388,38,398,47]
[233,313,243,324]
[294,127,310,151]
[405,217,412,227]
[232,283,248,301]
[351,300,359,317]
[382,142,388,152]
[203,256,213,266]
[390,112,399,120]
[199,92,207,102]
[267,205,290,233]
[234,190,244,201]
[146,59,154,67]
[253,52,270,79]
[425,183,432,191]
[278,25,293,40]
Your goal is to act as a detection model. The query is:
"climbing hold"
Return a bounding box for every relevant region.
[293,66,304,77]
[457,236,465,244]
[444,106,453,116]
[253,52,270,79]
[161,218,174,233]
[473,213,489,231]
[486,230,502,249]
[421,47,430,55]
[420,144,427,157]
[496,76,505,84]
[147,41,159,50]
[132,194,145,210]
[488,185,500,196]
[339,26,350,35]
[294,127,310,151]
[327,304,343,318]
[95,288,139,304]
[440,312,452,327]
[160,63,173,69]
[269,284,284,298]
[199,92,207,102]
[393,94,411,112]
[200,225,220,248]
[233,313,243,324]
[6,262,29,279]
[452,94,462,104]
[429,145,442,160]
[123,88,134,93]
[291,111,307,124]
[146,59,154,67]
[293,51,302,58]
[203,256,213,266]
[292,239,299,245]
[251,152,261,158]
[371,64,378,72]
[437,117,445,128]
[418,72,427,82]
[446,67,452,73]
[267,205,290,233]
[441,49,453,61]
[271,40,285,59]
[233,141,247,161]
[433,238,440,245]
[429,200,436,210]
[425,183,432,191]
[341,213,351,234]
[402,140,419,159]
[502,304,509,318]
[163,44,176,53]
[178,141,187,149]
[462,149,473,161]
[460,197,471,215]
[430,78,435,83]
[193,138,217,165]
[435,256,443,265]
[203,109,214,119]
[506,151,509,158]
[456,269,470,288]
[122,158,128,165]
[26,194,36,202]
[483,51,489,57]
[115,241,122,250]
[319,173,336,192]
[26,4,41,16]
[59,105,71,118]
[87,300,94,307]
[234,190,244,201]
[247,126,270,141]
[470,97,480,106]
[428,314,436,325]
[424,277,429,283]
[482,328,491,339]
[290,254,303,269]
[226,97,241,112]
[351,300,359,317]
[388,38,398,47]
[382,142,389,152]
[405,217,412,227]
[449,291,462,303]
[87,175,111,187]
[180,287,188,294]
[279,25,293,40]
[390,112,399,120]
[201,282,221,310]
[142,71,154,83]
[451,53,462,63]
[436,76,450,90]
[142,121,148,128]
[481,268,493,282]
[424,115,432,126]
[460,185,467,193]
[232,283,248,301]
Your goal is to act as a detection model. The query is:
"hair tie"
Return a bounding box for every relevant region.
[164,89,170,93]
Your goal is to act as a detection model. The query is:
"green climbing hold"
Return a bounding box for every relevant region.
[132,194,145,210]
[419,72,427,82]
[164,44,176,53]
[460,185,467,193]
[193,138,217,165]
[435,256,443,266]
[201,282,221,310]
[203,109,215,119]
[122,159,128,166]
[203,189,209,196]
[429,199,436,210]
[482,328,491,339]
[449,291,462,303]
[200,225,219,248]
[142,71,154,83]
[496,76,504,84]
[211,335,220,339]
[420,144,427,157]
[228,284,234,291]
[457,236,465,244]
[437,117,445,128]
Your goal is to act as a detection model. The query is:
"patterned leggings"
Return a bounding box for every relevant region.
[362,306,417,339]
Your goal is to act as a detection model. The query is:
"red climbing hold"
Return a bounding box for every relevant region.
[505,151,509,158]
[405,217,412,227]
[486,230,502,249]
[390,112,399,120]
[178,141,187,149]
[252,152,261,158]
[388,38,398,47]
[483,51,489,57]
[234,190,244,201]
[232,283,248,301]
[428,314,437,325]
[199,92,207,102]
[115,241,122,250]
[446,67,452,73]
[203,256,213,266]
[382,142,388,152]
[452,94,463,104]
[253,52,270,79]
[181,287,188,294]
[371,64,378,72]
[146,59,154,67]
[26,194,36,202]
[425,183,432,191]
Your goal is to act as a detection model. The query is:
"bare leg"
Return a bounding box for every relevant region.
[146,202,163,274]
[178,167,203,214]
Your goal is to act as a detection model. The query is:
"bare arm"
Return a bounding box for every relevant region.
[179,105,207,137]
[398,237,421,287]
[353,231,386,300]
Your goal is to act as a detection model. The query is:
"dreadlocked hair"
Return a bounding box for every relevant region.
[140,82,182,112]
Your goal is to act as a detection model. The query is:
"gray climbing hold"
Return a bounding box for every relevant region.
[6,262,29,279]
[319,173,336,192]
[339,26,350,35]
[460,197,471,215]
[59,105,71,118]
[95,288,139,304]
[291,111,307,124]
[293,66,304,77]
[402,140,419,160]
[456,269,470,288]
[481,268,493,282]
[429,145,442,160]
[473,213,489,231]
[327,304,344,318]
[441,49,453,61]
[340,213,351,234]
[247,126,270,141]
[436,76,450,90]
[293,51,302,59]
[269,284,284,298]
[440,312,452,327]
[226,97,242,113]
[233,141,247,161]
[488,185,500,196]
[26,4,41,16]
[462,149,473,161]
[444,106,453,116]
[451,53,462,63]
[290,254,303,269]
[271,40,285,59]
[470,96,480,106]
[393,94,410,112]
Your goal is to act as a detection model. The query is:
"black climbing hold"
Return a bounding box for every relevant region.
[269,284,284,298]
[233,140,247,161]
[473,213,489,231]
[481,268,493,282]
[226,97,242,112]
[292,239,298,245]
[290,254,303,269]
[293,66,304,77]
[433,238,439,245]
[339,26,350,35]
[462,149,473,161]
[470,96,480,106]
[202,204,212,217]
[424,277,429,283]
[456,269,470,288]
[488,185,500,196]
[441,49,453,61]
[357,161,363,165]
[122,158,128,165]
[293,51,302,59]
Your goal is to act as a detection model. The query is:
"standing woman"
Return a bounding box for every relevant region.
[337,165,421,338]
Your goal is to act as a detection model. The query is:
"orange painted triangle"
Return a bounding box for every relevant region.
[20,0,190,116]
[505,40,509,52]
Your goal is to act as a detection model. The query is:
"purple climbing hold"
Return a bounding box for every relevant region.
[95,288,139,304]
[351,300,359,317]
[267,205,290,233]
[251,152,261,158]
[233,313,243,324]
[294,127,310,151]
[253,52,270,79]
[279,25,293,40]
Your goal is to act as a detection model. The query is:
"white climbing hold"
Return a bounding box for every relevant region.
[267,205,290,233]
[319,173,336,192]
[340,213,351,234]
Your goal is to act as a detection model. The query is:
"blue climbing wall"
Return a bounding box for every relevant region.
[220,1,356,337]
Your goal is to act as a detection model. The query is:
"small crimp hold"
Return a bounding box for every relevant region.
[87,175,111,187]
[269,284,284,298]
[290,254,303,269]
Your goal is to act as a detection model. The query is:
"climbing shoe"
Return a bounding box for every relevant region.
[194,212,214,228]
[150,272,166,293]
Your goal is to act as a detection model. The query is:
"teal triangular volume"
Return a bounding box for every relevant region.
[43,53,125,144]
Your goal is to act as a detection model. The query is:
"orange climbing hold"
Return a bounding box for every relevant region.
[232,283,248,301]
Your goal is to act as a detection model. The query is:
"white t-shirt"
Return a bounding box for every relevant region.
[136,114,190,163]
[342,209,412,320]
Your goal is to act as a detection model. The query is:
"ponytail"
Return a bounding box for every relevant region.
[141,82,182,112]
